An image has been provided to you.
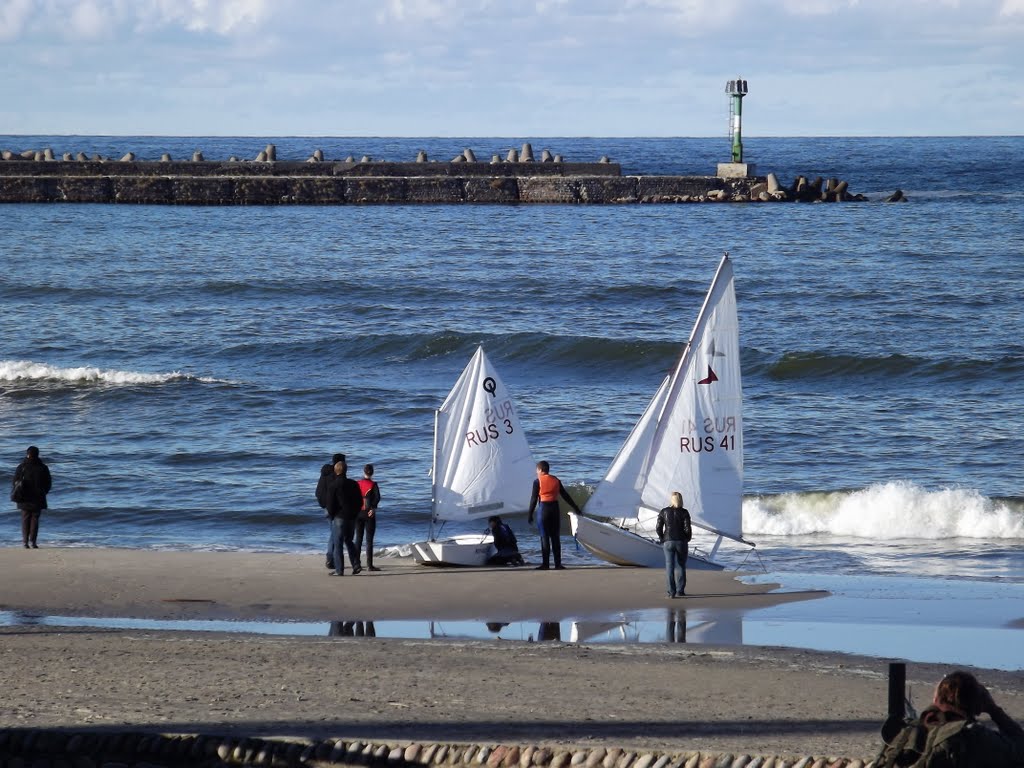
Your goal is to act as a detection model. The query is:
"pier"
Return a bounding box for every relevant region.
[0,144,871,205]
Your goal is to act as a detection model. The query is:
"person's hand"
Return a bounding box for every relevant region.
[528,515,534,525]
[977,684,997,716]
[368,509,375,518]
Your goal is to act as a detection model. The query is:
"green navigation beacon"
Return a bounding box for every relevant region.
[725,78,748,163]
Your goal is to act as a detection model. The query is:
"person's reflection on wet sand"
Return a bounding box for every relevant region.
[536,621,561,642]
[666,608,686,643]
[329,620,376,637]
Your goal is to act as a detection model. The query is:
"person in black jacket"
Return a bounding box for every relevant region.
[326,458,364,576]
[12,446,52,549]
[656,491,692,598]
[316,453,345,570]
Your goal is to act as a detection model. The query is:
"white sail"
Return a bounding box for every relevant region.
[582,254,744,541]
[431,346,536,523]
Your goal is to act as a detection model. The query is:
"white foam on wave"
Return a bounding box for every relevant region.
[0,359,226,386]
[744,480,1024,540]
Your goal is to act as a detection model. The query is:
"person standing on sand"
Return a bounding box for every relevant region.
[11,446,52,549]
[326,458,363,576]
[656,491,692,598]
[316,452,345,570]
[355,463,381,572]
[527,461,581,570]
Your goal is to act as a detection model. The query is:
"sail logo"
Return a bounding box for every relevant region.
[697,365,719,384]
[679,415,738,453]
[465,398,516,447]
[698,337,725,384]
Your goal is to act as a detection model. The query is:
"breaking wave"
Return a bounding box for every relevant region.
[0,360,227,386]
[744,481,1024,540]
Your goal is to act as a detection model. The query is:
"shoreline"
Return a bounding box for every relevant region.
[0,547,820,623]
[2,547,1023,759]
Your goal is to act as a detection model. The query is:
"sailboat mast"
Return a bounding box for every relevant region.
[428,408,440,541]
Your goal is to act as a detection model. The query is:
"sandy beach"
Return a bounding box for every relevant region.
[2,548,1023,760]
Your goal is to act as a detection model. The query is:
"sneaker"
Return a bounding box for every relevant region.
[368,566,381,572]
[30,543,38,549]
[535,565,550,570]
[352,565,363,575]
[554,565,566,570]
[329,572,344,577]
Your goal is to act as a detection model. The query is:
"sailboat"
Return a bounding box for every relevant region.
[411,346,537,566]
[568,253,755,570]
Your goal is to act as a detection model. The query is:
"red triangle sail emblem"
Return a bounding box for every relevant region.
[698,365,719,385]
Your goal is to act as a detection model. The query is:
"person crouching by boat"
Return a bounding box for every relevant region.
[486,515,524,566]
[527,461,582,570]
[326,458,363,576]
[657,491,692,598]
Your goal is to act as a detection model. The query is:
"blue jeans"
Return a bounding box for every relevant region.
[330,517,359,575]
[663,540,688,596]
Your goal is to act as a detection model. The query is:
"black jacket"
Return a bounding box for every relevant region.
[13,457,52,511]
[315,463,334,509]
[327,474,364,521]
[656,505,692,543]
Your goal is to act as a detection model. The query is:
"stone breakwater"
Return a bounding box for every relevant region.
[0,143,880,205]
[0,729,876,768]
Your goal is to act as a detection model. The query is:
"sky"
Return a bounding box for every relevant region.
[1,0,1022,137]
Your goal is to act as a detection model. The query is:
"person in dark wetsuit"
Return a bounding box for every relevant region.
[12,446,52,548]
[486,515,524,566]
[355,463,381,571]
[527,461,581,570]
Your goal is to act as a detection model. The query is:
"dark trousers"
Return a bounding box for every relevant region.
[354,514,376,567]
[539,503,561,567]
[20,508,40,546]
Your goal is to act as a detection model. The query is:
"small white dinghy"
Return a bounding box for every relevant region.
[569,253,756,570]
[411,346,536,567]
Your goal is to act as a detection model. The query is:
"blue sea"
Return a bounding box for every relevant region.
[2,135,1023,667]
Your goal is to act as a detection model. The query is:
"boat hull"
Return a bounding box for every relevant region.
[411,534,495,567]
[569,513,724,571]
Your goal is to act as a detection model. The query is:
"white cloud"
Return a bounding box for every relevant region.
[0,0,1021,135]
[67,0,111,40]
[0,0,34,41]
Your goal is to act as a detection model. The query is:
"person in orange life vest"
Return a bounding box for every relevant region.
[527,460,581,570]
[355,464,381,571]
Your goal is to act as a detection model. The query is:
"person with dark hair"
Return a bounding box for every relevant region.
[527,461,581,570]
[326,458,363,576]
[316,453,345,570]
[486,515,524,566]
[656,491,692,598]
[876,669,1024,767]
[355,463,381,571]
[11,446,52,549]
